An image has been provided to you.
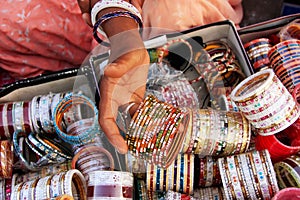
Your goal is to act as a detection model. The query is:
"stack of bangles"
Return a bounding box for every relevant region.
[146,154,194,195]
[279,19,300,41]
[13,131,72,171]
[0,92,75,140]
[274,154,300,189]
[164,190,194,200]
[198,40,245,92]
[268,39,300,93]
[0,101,33,140]
[12,162,72,185]
[53,93,100,146]
[1,178,12,200]
[31,92,75,135]
[86,170,134,199]
[71,145,115,179]
[161,78,199,109]
[218,150,279,199]
[0,140,13,179]
[243,38,272,72]
[195,156,222,188]
[91,0,143,46]
[193,187,225,200]
[125,95,187,168]
[10,169,87,200]
[180,108,251,156]
[230,69,300,136]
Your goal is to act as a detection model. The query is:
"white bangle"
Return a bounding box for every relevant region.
[91,0,142,38]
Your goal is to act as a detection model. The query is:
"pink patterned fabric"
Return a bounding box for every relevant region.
[0,0,243,79]
[0,0,94,79]
[133,0,243,39]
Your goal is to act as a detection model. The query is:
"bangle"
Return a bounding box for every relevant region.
[87,171,133,199]
[231,69,300,135]
[93,11,143,46]
[35,175,53,199]
[53,93,99,145]
[63,169,86,199]
[71,145,114,176]
[91,0,141,27]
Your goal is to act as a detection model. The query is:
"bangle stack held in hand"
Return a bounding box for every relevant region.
[125,95,187,168]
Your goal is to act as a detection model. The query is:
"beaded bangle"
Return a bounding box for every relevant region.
[27,133,67,164]
[260,150,279,196]
[13,131,42,171]
[218,157,234,200]
[235,154,257,199]
[93,11,143,46]
[35,175,52,200]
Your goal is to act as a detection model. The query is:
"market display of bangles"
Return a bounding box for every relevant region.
[2,16,300,200]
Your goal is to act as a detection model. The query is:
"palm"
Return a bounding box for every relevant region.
[98,49,149,153]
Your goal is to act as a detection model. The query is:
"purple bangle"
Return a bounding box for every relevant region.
[93,11,143,47]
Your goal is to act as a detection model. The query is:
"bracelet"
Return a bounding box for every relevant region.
[93,11,143,46]
[63,169,86,199]
[87,171,133,199]
[53,93,99,145]
[35,175,52,200]
[91,0,141,27]
[0,140,13,179]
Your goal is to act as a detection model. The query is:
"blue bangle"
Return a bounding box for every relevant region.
[93,11,143,47]
[52,93,100,145]
[13,131,41,171]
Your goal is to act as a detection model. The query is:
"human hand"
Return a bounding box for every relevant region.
[99,47,149,154]
[77,0,98,26]
[76,0,148,153]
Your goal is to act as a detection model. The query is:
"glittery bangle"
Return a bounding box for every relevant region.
[235,154,256,199]
[218,157,234,200]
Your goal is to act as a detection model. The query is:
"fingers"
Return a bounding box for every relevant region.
[98,75,128,154]
[82,13,92,27]
[99,117,128,154]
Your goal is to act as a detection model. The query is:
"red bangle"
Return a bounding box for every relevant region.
[255,133,300,163]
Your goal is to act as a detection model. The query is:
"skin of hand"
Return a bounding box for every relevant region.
[77,0,150,154]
